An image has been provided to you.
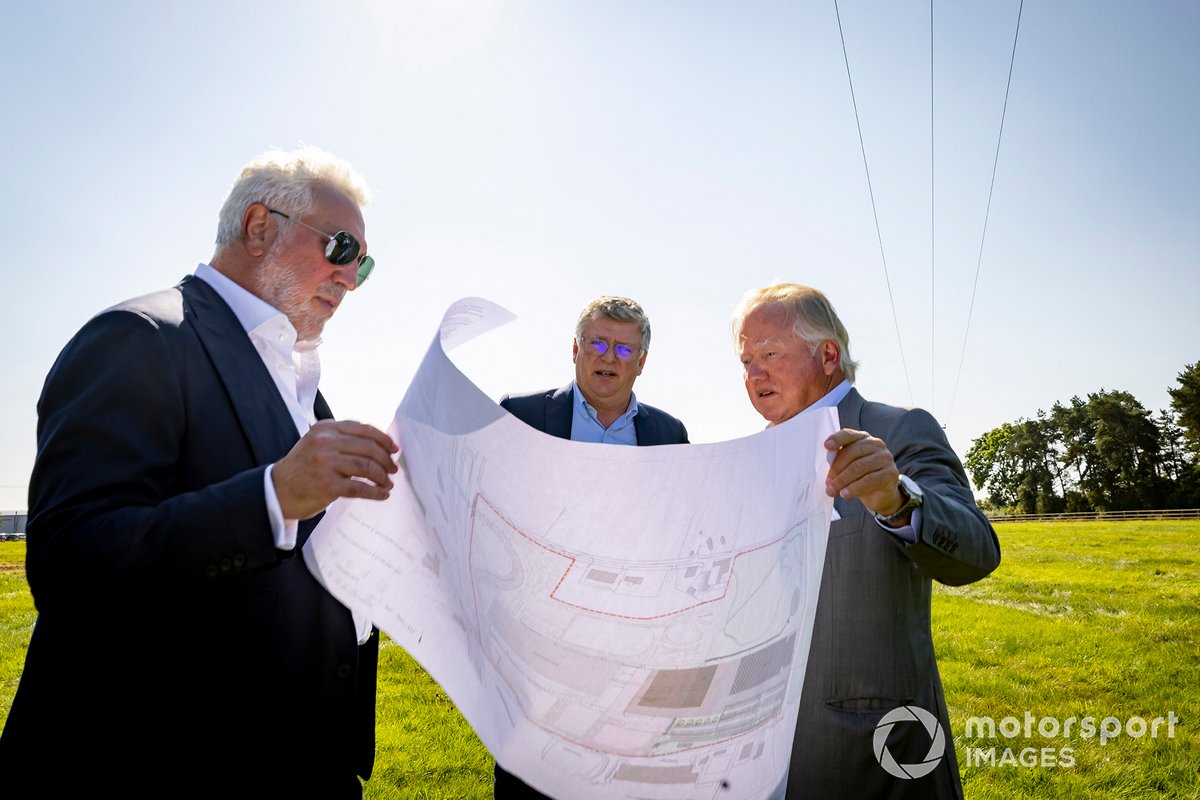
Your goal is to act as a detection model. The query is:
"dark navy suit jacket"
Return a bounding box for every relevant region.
[0,276,377,797]
[499,383,689,445]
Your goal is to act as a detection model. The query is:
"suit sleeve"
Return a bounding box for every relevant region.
[882,407,1001,586]
[26,309,281,607]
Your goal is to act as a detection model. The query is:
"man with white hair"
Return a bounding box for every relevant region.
[0,146,397,797]
[733,283,1000,799]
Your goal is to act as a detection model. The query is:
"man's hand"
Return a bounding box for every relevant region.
[272,420,400,520]
[824,428,906,519]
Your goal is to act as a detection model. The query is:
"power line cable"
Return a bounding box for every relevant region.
[930,0,936,415]
[947,0,1025,420]
[833,0,914,406]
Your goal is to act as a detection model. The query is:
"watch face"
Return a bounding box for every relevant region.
[898,475,923,503]
[876,476,923,524]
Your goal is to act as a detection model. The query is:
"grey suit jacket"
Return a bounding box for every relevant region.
[0,276,377,797]
[786,387,1000,798]
[499,383,689,445]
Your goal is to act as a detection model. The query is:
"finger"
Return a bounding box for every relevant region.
[339,476,392,502]
[290,461,394,513]
[353,421,401,455]
[328,420,401,456]
[835,469,897,502]
[825,428,869,450]
[301,445,394,488]
[321,430,400,475]
[827,447,897,496]
[349,439,401,475]
[827,437,883,479]
[339,452,396,489]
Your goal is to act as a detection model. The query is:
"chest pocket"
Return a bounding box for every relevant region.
[830,495,867,539]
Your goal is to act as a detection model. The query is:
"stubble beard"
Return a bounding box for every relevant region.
[256,254,346,341]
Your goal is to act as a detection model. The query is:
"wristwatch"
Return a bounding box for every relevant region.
[873,474,924,526]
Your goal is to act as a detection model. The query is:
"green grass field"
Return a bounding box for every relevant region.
[937,521,1199,799]
[2,521,1198,798]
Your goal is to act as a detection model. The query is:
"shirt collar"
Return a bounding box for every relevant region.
[194,263,320,347]
[813,378,852,409]
[571,381,639,424]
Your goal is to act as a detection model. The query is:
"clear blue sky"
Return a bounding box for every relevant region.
[2,0,1197,510]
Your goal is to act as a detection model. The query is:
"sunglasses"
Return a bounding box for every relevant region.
[267,208,375,285]
[580,337,641,361]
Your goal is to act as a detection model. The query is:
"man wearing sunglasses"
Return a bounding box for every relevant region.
[1,147,397,798]
[493,295,689,798]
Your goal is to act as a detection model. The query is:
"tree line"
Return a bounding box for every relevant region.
[965,361,1200,514]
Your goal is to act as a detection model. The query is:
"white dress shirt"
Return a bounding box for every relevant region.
[195,263,316,550]
[195,264,372,643]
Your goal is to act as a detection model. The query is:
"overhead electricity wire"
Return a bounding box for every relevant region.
[930,0,936,415]
[947,0,1025,420]
[833,0,914,406]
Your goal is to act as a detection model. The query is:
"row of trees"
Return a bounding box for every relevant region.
[965,362,1200,513]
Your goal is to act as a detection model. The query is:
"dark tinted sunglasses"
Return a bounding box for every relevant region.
[267,208,375,285]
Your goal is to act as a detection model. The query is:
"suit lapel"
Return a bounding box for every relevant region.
[836,387,865,431]
[546,385,574,440]
[298,389,334,548]
[314,390,333,421]
[180,275,301,465]
[834,388,867,520]
[633,407,658,446]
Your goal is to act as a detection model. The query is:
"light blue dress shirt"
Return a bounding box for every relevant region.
[570,383,639,445]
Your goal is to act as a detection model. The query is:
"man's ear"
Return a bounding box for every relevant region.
[821,340,841,375]
[243,203,273,258]
[636,349,648,376]
[572,338,580,364]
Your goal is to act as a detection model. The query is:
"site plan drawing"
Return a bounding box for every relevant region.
[306,298,838,799]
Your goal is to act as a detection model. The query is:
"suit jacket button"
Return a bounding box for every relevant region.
[219,557,232,573]
[337,664,352,679]
[233,553,246,568]
[206,564,219,578]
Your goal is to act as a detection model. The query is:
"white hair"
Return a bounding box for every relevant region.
[732,283,859,383]
[214,145,371,248]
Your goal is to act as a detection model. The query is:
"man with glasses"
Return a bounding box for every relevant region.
[0,147,397,798]
[493,295,689,798]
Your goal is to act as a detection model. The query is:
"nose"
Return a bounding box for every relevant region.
[332,260,359,291]
[744,359,765,380]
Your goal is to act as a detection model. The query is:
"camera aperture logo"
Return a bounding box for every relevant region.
[872,705,947,779]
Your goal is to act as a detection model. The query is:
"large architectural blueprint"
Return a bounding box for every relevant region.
[305,298,838,799]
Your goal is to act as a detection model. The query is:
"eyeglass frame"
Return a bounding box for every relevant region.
[577,336,643,361]
[266,207,375,286]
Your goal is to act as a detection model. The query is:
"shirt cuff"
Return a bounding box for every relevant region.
[875,506,921,544]
[263,464,299,551]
